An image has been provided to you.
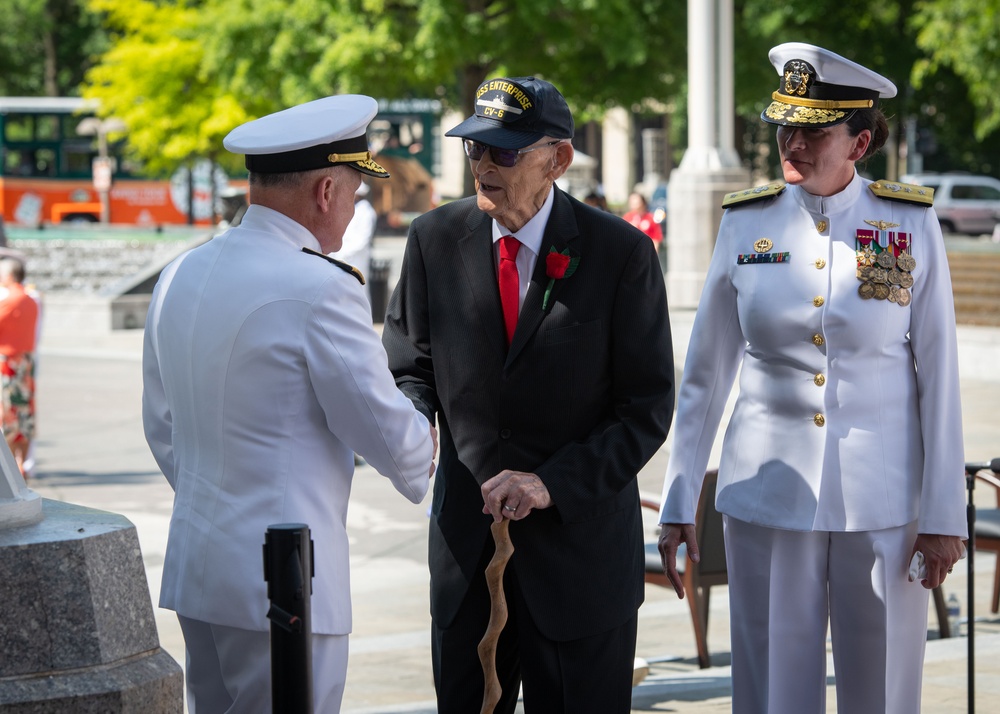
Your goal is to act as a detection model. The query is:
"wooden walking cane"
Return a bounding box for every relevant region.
[477,518,514,714]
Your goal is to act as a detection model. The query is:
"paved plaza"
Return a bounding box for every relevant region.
[24,244,1000,711]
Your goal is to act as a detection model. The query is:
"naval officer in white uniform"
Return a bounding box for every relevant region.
[142,95,437,713]
[656,44,967,713]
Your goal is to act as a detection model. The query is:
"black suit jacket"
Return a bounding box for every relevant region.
[383,188,674,641]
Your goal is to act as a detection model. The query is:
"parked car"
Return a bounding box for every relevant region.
[900,173,1000,235]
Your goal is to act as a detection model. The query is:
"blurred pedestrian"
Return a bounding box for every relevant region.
[142,94,436,713]
[622,191,663,248]
[20,278,42,478]
[583,190,608,211]
[0,257,39,479]
[332,181,378,295]
[657,43,966,714]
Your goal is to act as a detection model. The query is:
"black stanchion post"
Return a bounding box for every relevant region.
[369,258,391,324]
[263,523,314,714]
[966,471,975,714]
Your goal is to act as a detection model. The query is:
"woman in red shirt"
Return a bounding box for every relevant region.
[0,258,39,478]
[622,191,663,247]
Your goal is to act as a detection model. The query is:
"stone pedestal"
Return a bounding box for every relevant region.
[0,499,183,712]
[666,161,750,308]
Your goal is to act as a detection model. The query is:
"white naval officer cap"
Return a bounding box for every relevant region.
[762,42,897,128]
[223,94,389,178]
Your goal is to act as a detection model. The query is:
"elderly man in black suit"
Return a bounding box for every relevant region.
[383,76,675,714]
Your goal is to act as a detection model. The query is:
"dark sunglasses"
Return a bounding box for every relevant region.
[463,140,561,168]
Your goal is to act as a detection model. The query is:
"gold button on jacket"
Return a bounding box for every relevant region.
[814,413,826,427]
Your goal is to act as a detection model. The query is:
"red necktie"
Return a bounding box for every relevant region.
[498,236,520,345]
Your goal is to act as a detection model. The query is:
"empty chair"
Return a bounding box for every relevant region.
[642,469,726,669]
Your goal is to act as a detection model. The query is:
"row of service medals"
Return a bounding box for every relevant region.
[855,220,916,306]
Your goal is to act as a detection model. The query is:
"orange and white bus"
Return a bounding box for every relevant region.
[0,97,235,227]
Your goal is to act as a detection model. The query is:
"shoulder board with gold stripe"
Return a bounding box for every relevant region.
[722,182,786,208]
[868,180,934,206]
[301,247,366,285]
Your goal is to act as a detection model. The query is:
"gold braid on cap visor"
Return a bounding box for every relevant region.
[765,92,876,125]
[765,102,842,124]
[327,150,373,164]
[353,155,388,174]
[771,92,875,110]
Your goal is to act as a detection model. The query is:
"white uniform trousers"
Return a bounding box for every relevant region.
[723,517,929,714]
[178,615,349,713]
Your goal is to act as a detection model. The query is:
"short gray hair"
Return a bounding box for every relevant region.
[249,164,346,189]
[248,170,309,189]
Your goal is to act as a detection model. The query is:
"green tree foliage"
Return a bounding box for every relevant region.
[192,0,449,109]
[735,0,1000,178]
[0,0,107,96]
[906,65,1000,177]
[912,0,1000,140]
[734,0,921,178]
[81,0,687,175]
[84,0,251,175]
[394,0,688,120]
[63,0,1000,180]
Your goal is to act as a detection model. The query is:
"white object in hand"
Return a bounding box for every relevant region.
[908,543,968,582]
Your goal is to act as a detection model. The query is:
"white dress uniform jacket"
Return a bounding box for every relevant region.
[660,172,967,537]
[143,204,432,635]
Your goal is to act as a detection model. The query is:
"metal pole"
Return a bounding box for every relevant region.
[187,163,195,225]
[966,471,975,714]
[98,131,110,224]
[263,523,314,714]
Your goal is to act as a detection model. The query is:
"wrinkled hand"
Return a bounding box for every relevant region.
[481,470,553,522]
[658,523,699,599]
[911,533,967,590]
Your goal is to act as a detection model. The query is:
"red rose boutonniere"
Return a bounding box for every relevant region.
[542,247,581,311]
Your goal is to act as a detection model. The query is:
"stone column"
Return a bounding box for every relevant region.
[602,106,633,207]
[666,0,751,308]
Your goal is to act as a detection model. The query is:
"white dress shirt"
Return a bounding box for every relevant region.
[491,187,556,312]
